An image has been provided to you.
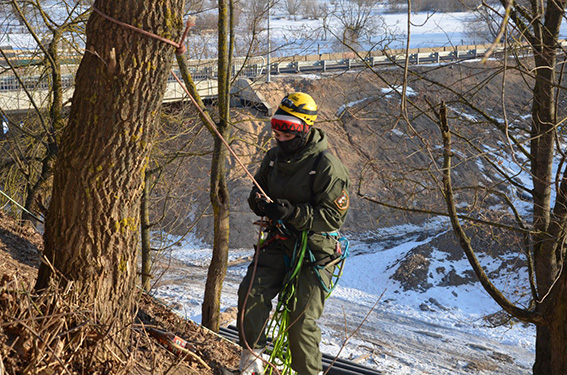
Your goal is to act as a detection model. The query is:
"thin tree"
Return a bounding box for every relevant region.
[35,0,185,348]
[0,0,88,226]
[353,1,567,373]
[329,0,380,50]
[201,0,233,332]
[172,0,236,332]
[285,0,302,20]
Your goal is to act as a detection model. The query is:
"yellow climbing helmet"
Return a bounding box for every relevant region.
[278,92,318,126]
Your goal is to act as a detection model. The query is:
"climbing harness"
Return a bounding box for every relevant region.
[256,220,291,250]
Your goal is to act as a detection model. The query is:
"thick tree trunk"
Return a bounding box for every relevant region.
[35,0,184,346]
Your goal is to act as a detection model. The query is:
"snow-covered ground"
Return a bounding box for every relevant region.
[152,218,535,375]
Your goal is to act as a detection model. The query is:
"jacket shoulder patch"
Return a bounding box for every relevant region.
[334,190,349,210]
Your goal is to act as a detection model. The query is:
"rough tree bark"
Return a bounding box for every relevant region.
[202,0,232,332]
[35,0,184,346]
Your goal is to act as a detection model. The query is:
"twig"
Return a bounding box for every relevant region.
[323,289,385,375]
[17,320,73,375]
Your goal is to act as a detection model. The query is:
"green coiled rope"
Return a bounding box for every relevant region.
[265,230,308,375]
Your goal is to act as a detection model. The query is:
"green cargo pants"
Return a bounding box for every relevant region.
[237,237,332,375]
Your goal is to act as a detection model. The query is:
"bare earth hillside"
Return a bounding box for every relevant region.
[167,60,532,251]
[0,211,239,374]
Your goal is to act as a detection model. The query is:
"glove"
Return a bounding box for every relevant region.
[260,198,295,220]
[248,187,267,216]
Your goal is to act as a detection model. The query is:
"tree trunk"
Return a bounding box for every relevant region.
[202,137,230,331]
[141,172,152,291]
[202,0,231,332]
[529,7,565,373]
[549,275,567,372]
[22,29,62,226]
[534,272,567,374]
[35,0,184,347]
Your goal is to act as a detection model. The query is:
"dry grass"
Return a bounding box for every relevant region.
[0,212,240,375]
[0,274,130,374]
[0,274,239,375]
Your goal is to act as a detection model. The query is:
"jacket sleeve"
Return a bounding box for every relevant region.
[287,157,350,232]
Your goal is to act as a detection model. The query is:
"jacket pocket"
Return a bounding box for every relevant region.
[307,232,336,260]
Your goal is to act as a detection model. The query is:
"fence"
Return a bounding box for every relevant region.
[0,41,564,97]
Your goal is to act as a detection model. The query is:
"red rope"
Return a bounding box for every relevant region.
[90,6,271,202]
[170,70,272,202]
[91,6,192,55]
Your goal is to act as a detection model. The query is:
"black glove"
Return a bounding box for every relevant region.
[248,187,268,216]
[260,198,295,220]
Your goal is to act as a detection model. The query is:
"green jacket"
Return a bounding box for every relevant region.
[250,128,350,237]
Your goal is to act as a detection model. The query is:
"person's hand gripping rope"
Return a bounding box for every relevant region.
[253,190,295,221]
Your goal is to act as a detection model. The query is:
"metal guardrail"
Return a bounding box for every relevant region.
[0,46,502,113]
[0,56,267,93]
[0,41,559,110]
[268,47,493,74]
[0,42,524,95]
[270,40,567,74]
[0,74,75,91]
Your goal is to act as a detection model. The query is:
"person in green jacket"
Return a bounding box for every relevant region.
[237,92,350,375]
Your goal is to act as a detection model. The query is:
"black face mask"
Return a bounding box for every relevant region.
[277,135,306,156]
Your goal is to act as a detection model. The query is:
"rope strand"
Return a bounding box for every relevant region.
[91,5,270,201]
[0,189,44,222]
[265,230,309,374]
[91,6,192,55]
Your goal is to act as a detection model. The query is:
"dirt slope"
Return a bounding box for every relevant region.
[173,60,532,248]
[0,211,239,374]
